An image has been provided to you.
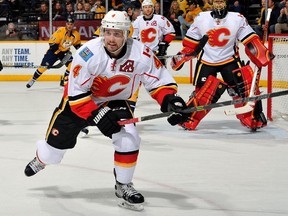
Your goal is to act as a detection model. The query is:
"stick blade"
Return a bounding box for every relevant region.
[224,102,255,115]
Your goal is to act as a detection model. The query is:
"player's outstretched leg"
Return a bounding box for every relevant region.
[26,69,44,88]
[24,157,45,177]
[26,78,36,88]
[115,181,144,211]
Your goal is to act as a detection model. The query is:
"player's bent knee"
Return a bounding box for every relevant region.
[112,124,141,152]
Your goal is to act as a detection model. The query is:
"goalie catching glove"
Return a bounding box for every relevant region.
[161,94,189,126]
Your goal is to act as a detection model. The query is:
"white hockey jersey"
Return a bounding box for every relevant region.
[67,37,177,119]
[132,14,175,52]
[186,11,255,65]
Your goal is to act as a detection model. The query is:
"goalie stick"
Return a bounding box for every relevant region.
[157,34,209,59]
[118,89,288,125]
[2,51,72,69]
[224,8,273,116]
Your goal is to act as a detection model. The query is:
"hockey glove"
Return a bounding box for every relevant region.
[156,41,169,66]
[88,106,122,138]
[161,94,188,126]
[0,60,3,71]
[157,41,169,56]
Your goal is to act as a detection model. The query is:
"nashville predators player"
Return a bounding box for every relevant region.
[26,17,81,88]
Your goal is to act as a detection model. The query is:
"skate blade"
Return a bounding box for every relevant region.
[117,200,144,211]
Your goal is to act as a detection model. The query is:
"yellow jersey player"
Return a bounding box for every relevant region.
[26,17,81,88]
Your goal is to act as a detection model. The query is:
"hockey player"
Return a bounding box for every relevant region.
[26,17,81,88]
[24,10,188,211]
[130,0,176,112]
[132,0,176,66]
[171,0,274,131]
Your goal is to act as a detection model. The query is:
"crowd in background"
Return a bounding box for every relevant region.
[0,0,287,41]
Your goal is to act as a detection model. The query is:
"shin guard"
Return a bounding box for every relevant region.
[181,76,227,130]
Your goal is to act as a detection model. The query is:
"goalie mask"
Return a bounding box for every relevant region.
[212,0,228,19]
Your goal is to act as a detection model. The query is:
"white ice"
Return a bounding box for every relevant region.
[0,82,288,216]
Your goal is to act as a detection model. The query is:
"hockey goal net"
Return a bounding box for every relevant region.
[267,34,288,121]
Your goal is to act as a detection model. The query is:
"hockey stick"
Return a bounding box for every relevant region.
[118,89,288,125]
[157,35,209,59]
[263,8,272,43]
[2,51,72,69]
[224,8,273,116]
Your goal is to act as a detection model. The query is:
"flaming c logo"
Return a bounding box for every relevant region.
[141,28,157,43]
[91,75,130,98]
[207,28,230,47]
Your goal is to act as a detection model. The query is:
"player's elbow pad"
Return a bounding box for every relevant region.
[244,35,275,68]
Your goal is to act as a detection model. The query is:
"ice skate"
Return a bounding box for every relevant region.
[180,119,199,130]
[24,157,45,177]
[240,112,267,132]
[115,181,144,211]
[80,127,89,137]
[26,79,36,88]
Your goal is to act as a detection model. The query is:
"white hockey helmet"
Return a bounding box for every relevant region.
[101,10,131,54]
[142,0,154,8]
[142,0,154,17]
[101,10,131,31]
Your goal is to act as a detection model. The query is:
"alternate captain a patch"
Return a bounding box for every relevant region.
[79,47,94,62]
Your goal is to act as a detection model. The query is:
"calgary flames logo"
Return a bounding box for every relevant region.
[141,28,157,43]
[207,28,230,47]
[91,75,130,98]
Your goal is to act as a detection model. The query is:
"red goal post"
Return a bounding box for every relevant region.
[267,34,288,121]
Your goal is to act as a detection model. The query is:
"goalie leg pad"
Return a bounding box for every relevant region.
[232,65,260,98]
[244,35,275,68]
[233,96,267,130]
[181,75,227,130]
[232,65,267,130]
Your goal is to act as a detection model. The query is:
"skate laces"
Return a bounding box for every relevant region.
[120,183,139,197]
[29,157,45,173]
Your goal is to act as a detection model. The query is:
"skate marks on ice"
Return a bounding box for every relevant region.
[136,119,288,141]
[26,185,196,214]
